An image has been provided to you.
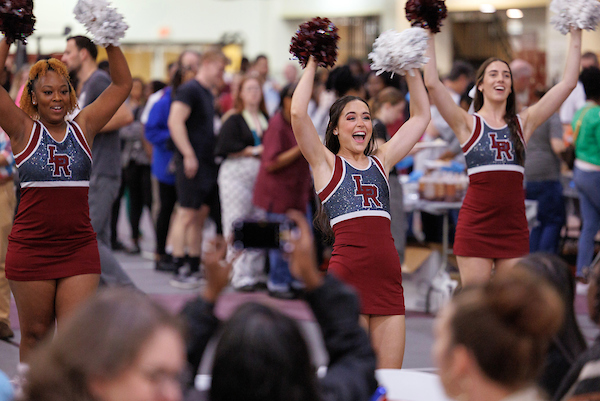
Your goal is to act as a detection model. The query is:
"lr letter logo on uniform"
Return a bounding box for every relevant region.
[47,145,71,177]
[489,133,514,161]
[352,175,381,207]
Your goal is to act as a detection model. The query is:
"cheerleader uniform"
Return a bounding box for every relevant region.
[453,114,529,258]
[6,121,100,280]
[319,155,405,315]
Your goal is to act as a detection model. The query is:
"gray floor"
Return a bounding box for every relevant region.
[1,209,598,382]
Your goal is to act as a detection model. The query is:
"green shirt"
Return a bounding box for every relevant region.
[573,102,600,167]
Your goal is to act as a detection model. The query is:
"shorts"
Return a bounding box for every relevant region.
[174,155,217,209]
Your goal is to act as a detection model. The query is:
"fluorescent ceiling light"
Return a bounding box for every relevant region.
[506,9,523,18]
[480,4,496,13]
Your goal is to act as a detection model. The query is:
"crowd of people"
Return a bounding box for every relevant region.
[0,6,598,401]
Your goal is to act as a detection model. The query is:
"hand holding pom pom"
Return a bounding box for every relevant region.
[405,0,448,34]
[0,0,35,44]
[550,0,600,34]
[73,0,129,47]
[290,17,339,69]
[369,28,429,77]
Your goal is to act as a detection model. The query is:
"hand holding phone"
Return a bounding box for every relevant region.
[232,217,296,251]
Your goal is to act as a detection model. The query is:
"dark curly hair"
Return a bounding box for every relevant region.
[21,58,78,119]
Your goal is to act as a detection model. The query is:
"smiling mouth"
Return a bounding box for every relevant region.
[352,132,366,143]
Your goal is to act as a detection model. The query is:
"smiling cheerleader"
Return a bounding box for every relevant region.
[423,8,584,286]
[2,0,132,362]
[290,18,430,368]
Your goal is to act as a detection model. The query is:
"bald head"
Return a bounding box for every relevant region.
[510,59,534,93]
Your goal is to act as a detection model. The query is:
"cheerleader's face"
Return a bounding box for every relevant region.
[32,71,71,124]
[335,99,372,154]
[477,61,512,103]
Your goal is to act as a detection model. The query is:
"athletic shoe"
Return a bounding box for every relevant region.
[155,259,177,272]
[170,267,203,290]
[268,289,297,300]
[126,243,141,255]
[111,240,126,251]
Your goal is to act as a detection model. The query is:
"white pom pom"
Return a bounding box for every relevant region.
[550,0,600,35]
[369,28,429,77]
[73,0,129,47]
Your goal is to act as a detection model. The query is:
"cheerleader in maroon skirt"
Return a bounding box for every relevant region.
[0,38,132,361]
[423,27,582,286]
[291,54,430,368]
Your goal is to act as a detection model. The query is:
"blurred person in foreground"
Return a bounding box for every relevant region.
[554,257,600,400]
[516,253,587,398]
[433,268,563,401]
[23,290,186,401]
[181,210,377,401]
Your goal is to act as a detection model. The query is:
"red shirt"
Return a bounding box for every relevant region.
[252,111,313,214]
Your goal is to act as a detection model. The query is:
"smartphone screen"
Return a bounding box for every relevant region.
[233,221,281,250]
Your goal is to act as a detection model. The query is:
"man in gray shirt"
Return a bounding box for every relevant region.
[524,89,567,254]
[62,35,135,287]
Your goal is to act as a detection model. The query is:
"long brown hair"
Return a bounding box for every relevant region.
[316,95,377,240]
[473,58,524,165]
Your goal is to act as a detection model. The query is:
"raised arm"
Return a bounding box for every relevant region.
[377,70,430,171]
[0,39,33,150]
[290,57,334,180]
[521,28,581,141]
[75,45,132,141]
[423,33,471,143]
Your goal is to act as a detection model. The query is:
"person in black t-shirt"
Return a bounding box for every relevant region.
[167,50,227,289]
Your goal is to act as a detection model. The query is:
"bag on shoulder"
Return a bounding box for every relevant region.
[562,106,593,170]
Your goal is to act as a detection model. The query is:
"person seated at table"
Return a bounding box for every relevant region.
[516,253,587,398]
[181,210,377,401]
[433,268,563,401]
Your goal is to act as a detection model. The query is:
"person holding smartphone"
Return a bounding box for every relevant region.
[252,83,313,298]
[181,210,377,401]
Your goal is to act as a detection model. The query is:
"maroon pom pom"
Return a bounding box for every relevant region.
[405,0,448,34]
[290,17,340,69]
[0,0,36,44]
